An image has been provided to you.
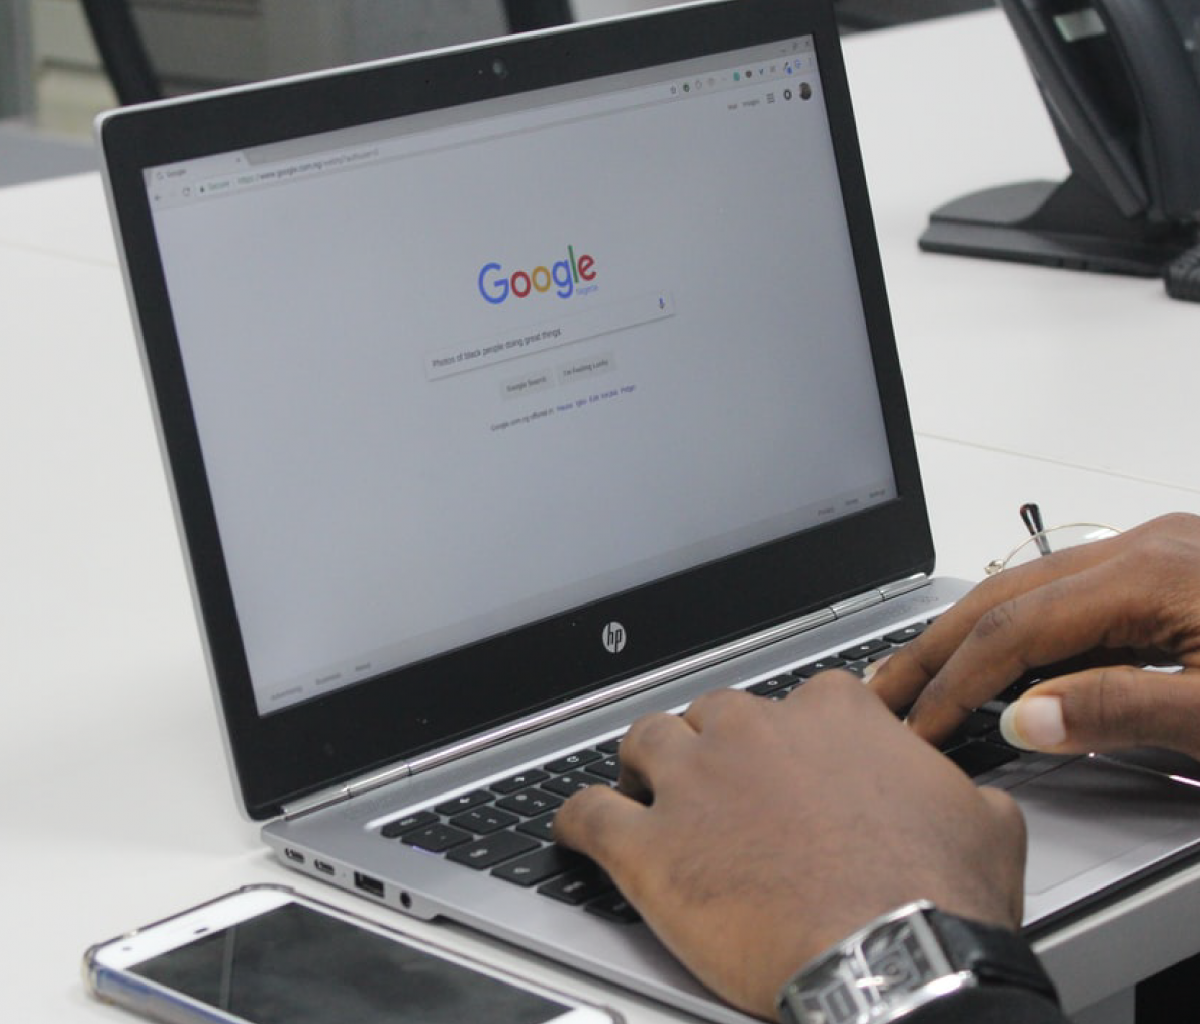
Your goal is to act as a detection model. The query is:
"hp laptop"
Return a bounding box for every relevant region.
[97,1,1200,1020]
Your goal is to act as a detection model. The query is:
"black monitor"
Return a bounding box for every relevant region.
[920,0,1200,279]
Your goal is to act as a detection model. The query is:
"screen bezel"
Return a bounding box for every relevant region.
[98,0,932,820]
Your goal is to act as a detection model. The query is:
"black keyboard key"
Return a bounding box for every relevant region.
[450,806,519,835]
[544,750,602,773]
[434,790,492,815]
[446,830,540,869]
[542,771,604,798]
[496,788,562,817]
[884,623,927,644]
[493,845,585,887]
[585,891,642,924]
[997,655,1098,704]
[596,737,623,755]
[793,657,846,677]
[839,639,892,661]
[515,811,558,843]
[996,679,1036,704]
[538,866,614,906]
[491,769,550,795]
[380,810,438,838]
[584,756,620,781]
[941,710,1001,749]
[402,823,473,853]
[944,742,1020,778]
[748,676,793,697]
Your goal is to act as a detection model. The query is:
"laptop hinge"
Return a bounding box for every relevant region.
[831,573,929,619]
[281,762,414,820]
[283,785,354,820]
[879,573,931,601]
[830,589,882,619]
[279,573,931,821]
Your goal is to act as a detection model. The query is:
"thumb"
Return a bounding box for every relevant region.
[999,668,1200,761]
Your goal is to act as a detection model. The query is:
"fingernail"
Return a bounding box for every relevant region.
[1000,696,1066,751]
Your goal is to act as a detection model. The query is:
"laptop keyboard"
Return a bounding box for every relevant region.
[375,619,1026,925]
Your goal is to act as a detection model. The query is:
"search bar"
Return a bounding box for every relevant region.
[425,291,676,382]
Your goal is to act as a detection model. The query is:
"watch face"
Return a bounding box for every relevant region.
[862,917,948,995]
[794,959,867,1024]
[791,912,955,1024]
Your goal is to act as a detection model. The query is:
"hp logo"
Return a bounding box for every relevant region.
[601,621,627,654]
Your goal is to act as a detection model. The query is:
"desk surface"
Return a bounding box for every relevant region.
[4,10,1200,1023]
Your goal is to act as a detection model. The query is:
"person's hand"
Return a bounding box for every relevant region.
[553,674,1026,1021]
[870,513,1200,760]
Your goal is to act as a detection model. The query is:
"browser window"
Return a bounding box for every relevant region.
[147,36,895,714]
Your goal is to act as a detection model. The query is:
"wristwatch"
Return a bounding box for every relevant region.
[776,901,1058,1024]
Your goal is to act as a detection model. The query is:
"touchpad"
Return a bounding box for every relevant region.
[1009,757,1200,897]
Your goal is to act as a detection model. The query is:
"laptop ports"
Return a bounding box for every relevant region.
[354,872,385,898]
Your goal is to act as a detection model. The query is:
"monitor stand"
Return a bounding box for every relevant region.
[919,174,1197,277]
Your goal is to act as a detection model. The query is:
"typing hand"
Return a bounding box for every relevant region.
[554,675,1025,1020]
[870,513,1200,761]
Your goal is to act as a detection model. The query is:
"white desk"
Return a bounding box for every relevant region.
[4,10,1200,1024]
[844,14,1200,495]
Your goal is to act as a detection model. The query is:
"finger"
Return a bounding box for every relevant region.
[553,783,647,871]
[794,667,884,711]
[905,558,1145,746]
[999,669,1200,761]
[680,686,755,730]
[870,535,1126,713]
[615,710,696,801]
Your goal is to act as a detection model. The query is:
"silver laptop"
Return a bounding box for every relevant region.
[96,1,1200,1020]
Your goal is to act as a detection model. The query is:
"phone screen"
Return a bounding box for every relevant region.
[128,903,569,1024]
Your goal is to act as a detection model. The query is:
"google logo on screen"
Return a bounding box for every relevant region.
[478,245,597,304]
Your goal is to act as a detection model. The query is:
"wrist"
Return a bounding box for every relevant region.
[776,901,1058,1024]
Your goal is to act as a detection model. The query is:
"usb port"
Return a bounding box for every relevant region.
[354,872,384,898]
[284,848,305,864]
[314,860,335,876]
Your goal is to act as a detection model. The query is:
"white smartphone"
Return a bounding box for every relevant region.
[84,885,622,1024]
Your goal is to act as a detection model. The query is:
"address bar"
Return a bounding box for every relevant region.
[192,74,690,200]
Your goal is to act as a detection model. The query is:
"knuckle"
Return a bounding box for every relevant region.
[1073,668,1141,739]
[1136,532,1192,573]
[624,710,678,750]
[972,600,1020,644]
[690,687,745,716]
[1150,512,1200,539]
[1124,519,1200,589]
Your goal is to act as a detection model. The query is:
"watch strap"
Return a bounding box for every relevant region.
[777,902,1058,1024]
[926,909,1057,1004]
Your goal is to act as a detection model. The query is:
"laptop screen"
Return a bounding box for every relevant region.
[143,35,894,716]
[102,0,931,817]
